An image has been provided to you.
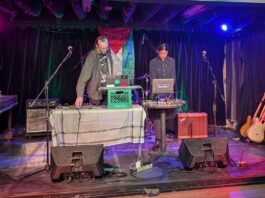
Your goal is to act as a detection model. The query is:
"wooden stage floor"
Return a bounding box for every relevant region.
[0,127,265,197]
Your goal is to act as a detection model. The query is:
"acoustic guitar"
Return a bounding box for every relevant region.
[240,93,265,138]
[247,94,265,143]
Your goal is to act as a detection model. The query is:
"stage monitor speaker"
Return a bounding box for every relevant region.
[178,137,229,169]
[50,144,104,181]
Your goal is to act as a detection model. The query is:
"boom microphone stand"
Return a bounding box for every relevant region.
[202,51,225,136]
[21,46,73,179]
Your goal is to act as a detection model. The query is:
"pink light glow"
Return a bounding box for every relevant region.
[183,5,208,19]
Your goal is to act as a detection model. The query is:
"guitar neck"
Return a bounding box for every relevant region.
[253,93,265,119]
[260,104,265,121]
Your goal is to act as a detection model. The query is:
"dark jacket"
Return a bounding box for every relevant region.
[76,48,113,100]
[149,56,176,99]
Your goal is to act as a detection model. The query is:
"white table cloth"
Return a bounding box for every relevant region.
[49,105,146,147]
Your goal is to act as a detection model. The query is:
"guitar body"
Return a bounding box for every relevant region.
[247,121,265,143]
[245,93,265,143]
[240,115,252,138]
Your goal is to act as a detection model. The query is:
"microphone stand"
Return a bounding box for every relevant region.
[143,33,159,54]
[203,55,225,136]
[73,53,86,70]
[21,49,72,180]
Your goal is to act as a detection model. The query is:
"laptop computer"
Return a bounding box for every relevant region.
[104,75,129,87]
[152,78,174,94]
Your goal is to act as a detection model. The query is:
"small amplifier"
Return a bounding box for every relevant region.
[177,112,208,139]
[26,98,58,136]
[26,108,52,135]
[26,99,58,108]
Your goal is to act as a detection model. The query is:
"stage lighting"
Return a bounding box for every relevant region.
[221,24,228,32]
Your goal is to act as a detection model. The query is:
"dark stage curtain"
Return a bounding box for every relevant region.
[0,27,97,128]
[225,30,265,129]
[0,27,226,127]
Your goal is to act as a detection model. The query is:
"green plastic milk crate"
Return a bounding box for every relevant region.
[107,89,132,109]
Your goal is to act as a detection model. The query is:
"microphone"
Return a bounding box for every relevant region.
[68,46,73,52]
[141,34,145,45]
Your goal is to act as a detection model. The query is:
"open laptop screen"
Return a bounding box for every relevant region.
[152,78,174,94]
[104,75,129,87]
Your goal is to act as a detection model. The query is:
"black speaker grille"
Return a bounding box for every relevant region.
[50,144,104,180]
[26,109,52,133]
[179,137,229,169]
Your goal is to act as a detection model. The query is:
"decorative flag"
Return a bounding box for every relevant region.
[98,27,135,84]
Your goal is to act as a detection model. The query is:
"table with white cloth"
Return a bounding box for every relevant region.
[49,105,146,147]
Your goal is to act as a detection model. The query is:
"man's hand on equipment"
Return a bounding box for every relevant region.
[75,97,83,108]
